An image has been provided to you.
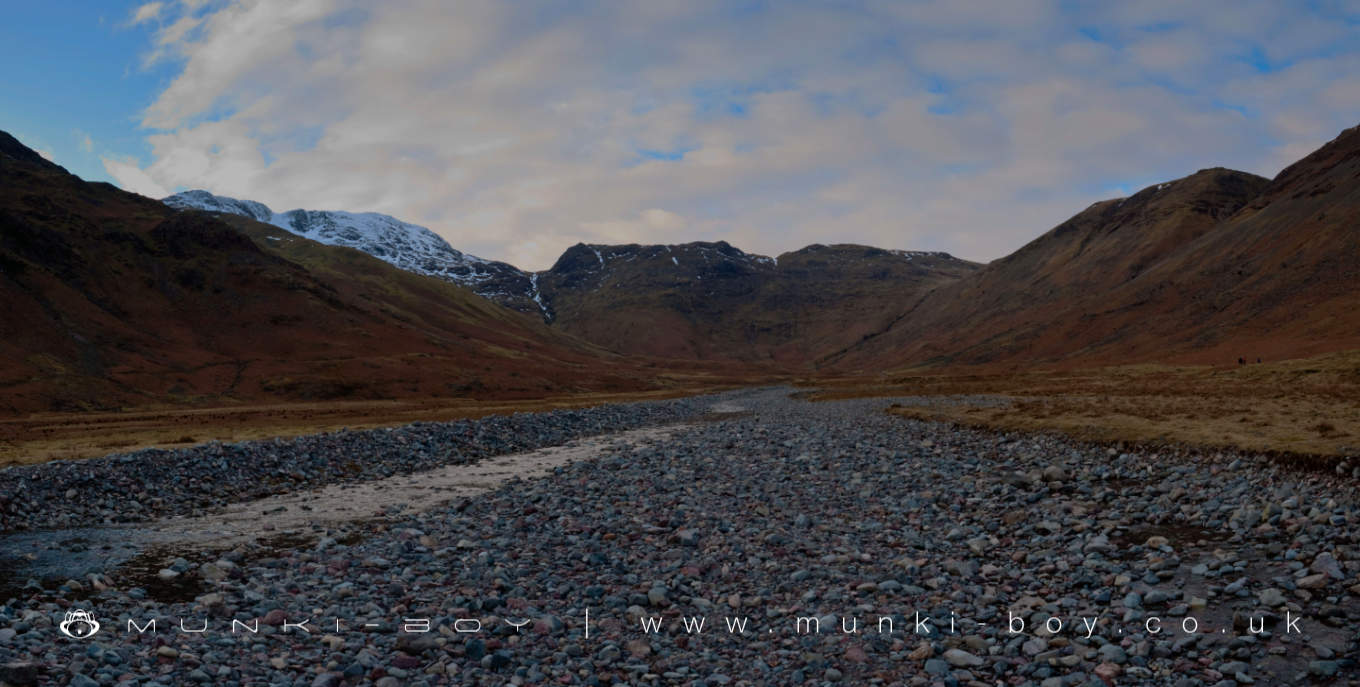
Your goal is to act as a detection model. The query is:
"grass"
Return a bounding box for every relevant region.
[10,348,1359,467]
[805,349,1360,461]
[0,384,746,466]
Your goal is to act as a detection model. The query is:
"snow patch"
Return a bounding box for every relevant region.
[529,273,549,318]
[161,190,529,300]
[890,249,953,261]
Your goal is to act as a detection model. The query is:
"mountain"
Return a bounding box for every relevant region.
[145,121,1360,375]
[0,131,726,414]
[163,190,540,313]
[826,124,1360,371]
[533,242,978,361]
[162,192,983,362]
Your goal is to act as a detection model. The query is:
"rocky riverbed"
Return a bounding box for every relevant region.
[0,397,706,533]
[1,387,1358,686]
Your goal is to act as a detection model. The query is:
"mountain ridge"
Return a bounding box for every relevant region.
[1,132,751,414]
[163,191,971,327]
[157,129,1360,370]
[824,128,1360,371]
[163,190,538,311]
[532,240,978,361]
[8,118,1358,404]
[161,192,980,362]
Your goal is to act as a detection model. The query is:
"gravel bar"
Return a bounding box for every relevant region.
[0,394,711,533]
[1,387,1358,686]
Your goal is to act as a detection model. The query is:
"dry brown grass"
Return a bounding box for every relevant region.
[804,349,1360,459]
[11,348,1359,467]
[0,383,750,466]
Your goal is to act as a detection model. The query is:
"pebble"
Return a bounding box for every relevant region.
[0,395,706,531]
[942,648,984,667]
[1098,643,1127,664]
[1,388,1356,684]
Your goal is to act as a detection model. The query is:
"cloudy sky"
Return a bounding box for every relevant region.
[5,1,1360,269]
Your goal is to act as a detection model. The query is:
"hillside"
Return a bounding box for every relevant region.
[0,131,732,415]
[161,191,983,364]
[163,190,539,312]
[533,241,979,361]
[826,124,1360,371]
[12,118,1360,408]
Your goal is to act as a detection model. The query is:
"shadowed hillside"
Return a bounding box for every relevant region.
[0,131,752,414]
[825,124,1360,372]
[534,241,979,362]
[6,121,1360,414]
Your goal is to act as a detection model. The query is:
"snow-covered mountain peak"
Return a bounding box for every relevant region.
[161,190,540,313]
[163,190,273,223]
[270,207,470,268]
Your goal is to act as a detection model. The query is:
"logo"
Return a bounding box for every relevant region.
[58,609,100,639]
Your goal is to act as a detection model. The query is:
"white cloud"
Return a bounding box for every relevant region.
[128,2,164,25]
[102,156,170,198]
[114,0,1360,269]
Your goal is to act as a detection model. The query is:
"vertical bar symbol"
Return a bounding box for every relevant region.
[585,608,590,640]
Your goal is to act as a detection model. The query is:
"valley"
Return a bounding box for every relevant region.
[154,125,1360,381]
[6,6,1360,686]
[6,122,1360,464]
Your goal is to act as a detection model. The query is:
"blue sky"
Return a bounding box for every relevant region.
[4,1,1360,269]
[0,3,174,183]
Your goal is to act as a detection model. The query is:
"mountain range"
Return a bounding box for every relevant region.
[0,131,759,414]
[163,190,981,361]
[827,126,1360,371]
[163,190,534,308]
[4,122,1360,413]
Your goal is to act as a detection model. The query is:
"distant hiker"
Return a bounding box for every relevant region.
[1257,357,1262,364]
[1238,357,1246,366]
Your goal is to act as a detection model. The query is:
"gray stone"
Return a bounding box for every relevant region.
[1258,588,1286,606]
[1098,643,1128,664]
[1311,552,1345,580]
[0,663,40,687]
[942,648,984,667]
[1309,660,1339,677]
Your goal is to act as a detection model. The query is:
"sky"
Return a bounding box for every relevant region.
[4,1,1360,270]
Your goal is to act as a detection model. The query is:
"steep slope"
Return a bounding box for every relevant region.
[0,131,688,414]
[1120,123,1360,361]
[163,192,982,363]
[164,190,539,312]
[830,124,1360,371]
[533,241,776,359]
[534,241,979,361]
[149,122,1360,375]
[753,245,978,362]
